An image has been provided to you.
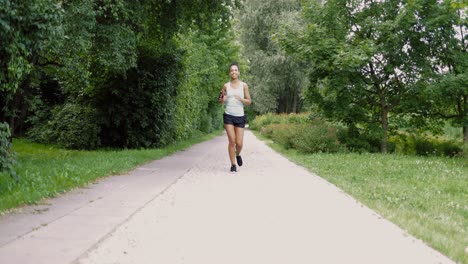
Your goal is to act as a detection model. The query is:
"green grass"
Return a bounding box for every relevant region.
[254,131,468,264]
[0,130,223,214]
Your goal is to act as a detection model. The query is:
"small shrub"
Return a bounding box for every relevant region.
[260,124,294,148]
[285,113,310,124]
[337,125,382,153]
[414,137,436,156]
[261,122,342,153]
[250,112,310,130]
[389,134,415,155]
[249,113,277,130]
[260,125,275,137]
[291,122,342,153]
[337,128,370,153]
[393,134,463,157]
[28,103,101,150]
[438,141,462,157]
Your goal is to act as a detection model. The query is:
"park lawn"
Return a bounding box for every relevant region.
[0,130,222,214]
[259,134,467,264]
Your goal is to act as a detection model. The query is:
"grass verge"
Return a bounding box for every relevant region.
[0,130,223,214]
[253,131,467,263]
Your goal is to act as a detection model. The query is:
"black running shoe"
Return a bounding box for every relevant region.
[236,155,243,166]
[230,164,237,172]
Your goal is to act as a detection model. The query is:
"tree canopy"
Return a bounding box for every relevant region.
[278,0,467,152]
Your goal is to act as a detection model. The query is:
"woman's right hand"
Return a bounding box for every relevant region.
[218,89,225,103]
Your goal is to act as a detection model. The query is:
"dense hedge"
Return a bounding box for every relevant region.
[253,113,343,153]
[94,49,181,148]
[390,134,463,157]
[261,123,342,153]
[1,0,241,154]
[28,103,100,149]
[251,113,464,157]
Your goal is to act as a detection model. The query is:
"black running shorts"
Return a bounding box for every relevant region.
[223,113,246,128]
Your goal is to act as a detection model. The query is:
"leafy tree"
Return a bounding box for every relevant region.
[237,0,307,114]
[0,0,62,175]
[280,0,459,153]
[3,0,242,149]
[174,26,241,140]
[0,0,63,131]
[420,0,467,145]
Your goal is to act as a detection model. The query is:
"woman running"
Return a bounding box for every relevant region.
[218,62,251,172]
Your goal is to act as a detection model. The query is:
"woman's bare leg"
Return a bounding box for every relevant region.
[234,126,244,155]
[224,124,237,165]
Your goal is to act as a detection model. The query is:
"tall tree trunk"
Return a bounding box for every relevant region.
[381,108,389,154]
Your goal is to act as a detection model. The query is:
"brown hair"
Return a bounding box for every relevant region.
[229,62,240,72]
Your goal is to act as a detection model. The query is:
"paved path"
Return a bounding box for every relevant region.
[0,131,455,264]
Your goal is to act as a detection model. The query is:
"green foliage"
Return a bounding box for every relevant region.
[254,112,463,157]
[3,0,242,150]
[91,0,139,74]
[0,0,63,93]
[237,0,307,114]
[336,124,389,153]
[415,0,467,144]
[390,134,463,157]
[260,124,296,148]
[0,123,17,181]
[94,47,180,148]
[278,0,467,152]
[52,0,96,96]
[28,103,100,150]
[173,25,241,140]
[293,122,342,153]
[249,112,311,130]
[253,113,342,153]
[0,0,63,134]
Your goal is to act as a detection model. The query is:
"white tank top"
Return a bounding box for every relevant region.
[225,81,245,117]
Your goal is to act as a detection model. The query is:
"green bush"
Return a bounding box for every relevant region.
[414,137,436,156]
[0,123,18,181]
[336,128,370,153]
[291,122,342,153]
[438,141,462,157]
[28,103,101,149]
[261,121,342,153]
[253,113,342,153]
[94,48,180,148]
[389,134,415,155]
[250,112,310,130]
[414,137,462,157]
[262,123,296,149]
[336,125,385,153]
[390,134,462,157]
[250,112,276,130]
